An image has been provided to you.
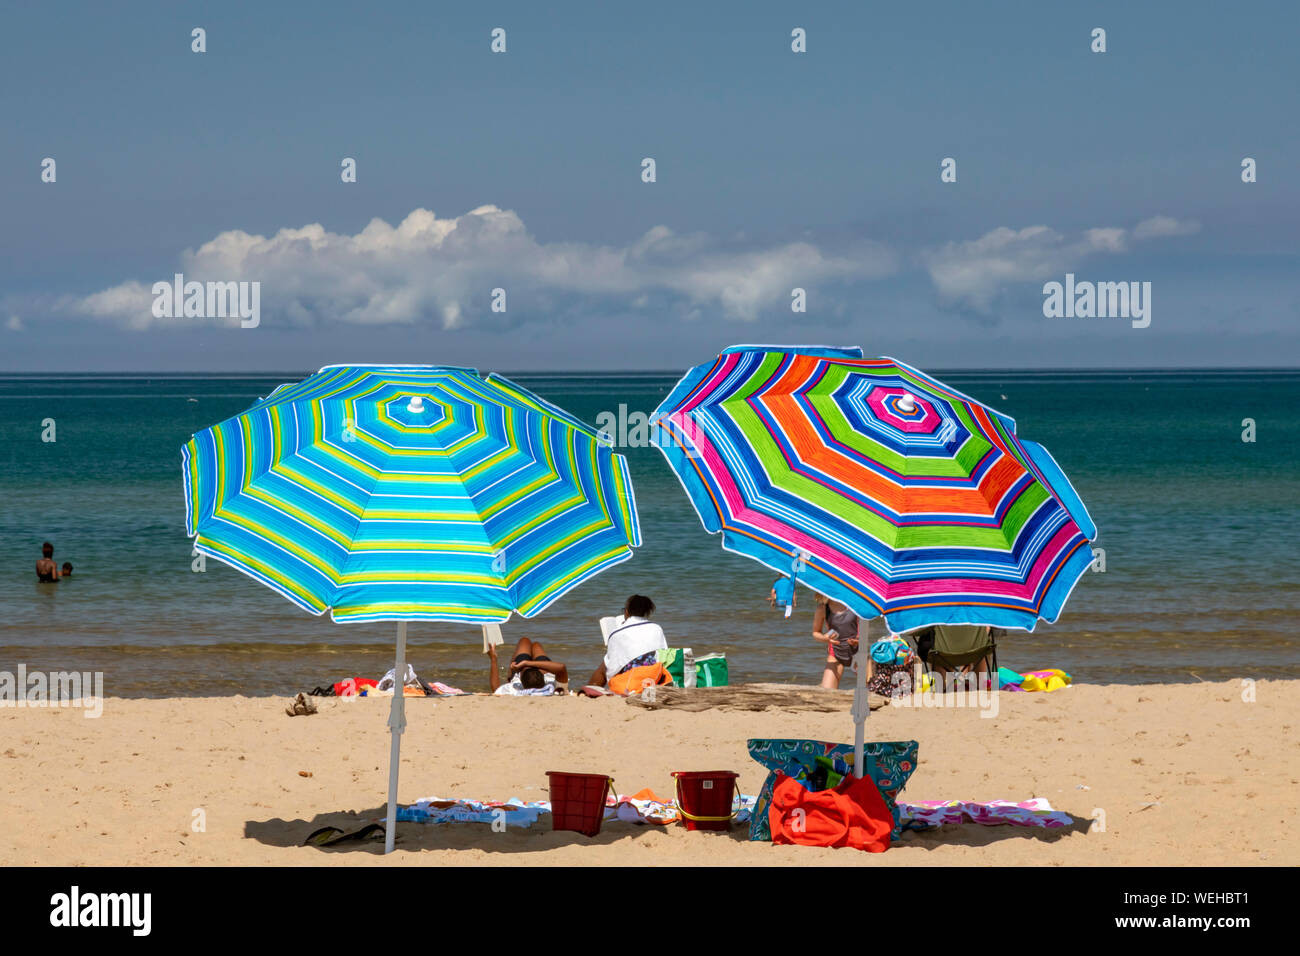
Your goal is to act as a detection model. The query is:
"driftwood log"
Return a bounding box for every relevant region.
[624,682,890,713]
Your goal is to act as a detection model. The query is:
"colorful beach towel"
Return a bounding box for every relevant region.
[397,796,550,827]
[398,791,757,828]
[899,798,1073,828]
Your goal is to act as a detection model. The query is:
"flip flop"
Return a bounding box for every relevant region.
[302,826,344,846]
[302,823,385,847]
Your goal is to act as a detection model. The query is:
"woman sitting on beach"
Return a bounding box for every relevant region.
[586,594,668,689]
[489,637,567,696]
[813,594,866,690]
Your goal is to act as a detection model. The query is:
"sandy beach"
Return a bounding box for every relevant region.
[3,678,1296,866]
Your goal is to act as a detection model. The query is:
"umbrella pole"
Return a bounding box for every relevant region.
[384,621,408,854]
[851,633,869,778]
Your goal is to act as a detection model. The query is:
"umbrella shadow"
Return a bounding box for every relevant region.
[245,807,757,855]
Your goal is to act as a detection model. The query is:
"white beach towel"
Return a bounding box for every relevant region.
[603,617,668,676]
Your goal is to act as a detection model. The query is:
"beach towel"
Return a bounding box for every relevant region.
[494,680,556,696]
[769,771,894,852]
[898,798,1073,829]
[397,797,550,827]
[603,616,668,674]
[397,791,757,828]
[607,661,673,696]
[333,677,380,697]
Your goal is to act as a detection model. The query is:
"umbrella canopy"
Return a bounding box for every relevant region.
[651,346,1096,634]
[652,345,1097,781]
[183,364,641,851]
[184,364,641,623]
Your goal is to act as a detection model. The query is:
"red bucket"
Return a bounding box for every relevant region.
[546,771,613,837]
[672,770,739,831]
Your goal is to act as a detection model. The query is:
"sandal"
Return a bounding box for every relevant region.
[302,823,385,847]
[285,692,318,717]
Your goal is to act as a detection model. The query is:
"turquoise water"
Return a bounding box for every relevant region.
[1,370,1297,695]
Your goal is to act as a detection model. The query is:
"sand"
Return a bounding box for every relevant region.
[2,679,1296,866]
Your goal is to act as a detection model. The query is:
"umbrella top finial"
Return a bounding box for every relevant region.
[897,392,916,413]
[407,396,425,413]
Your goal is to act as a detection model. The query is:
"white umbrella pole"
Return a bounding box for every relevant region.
[851,632,869,778]
[384,621,408,854]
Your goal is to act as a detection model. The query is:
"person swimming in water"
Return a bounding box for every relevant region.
[61,562,73,579]
[36,542,60,583]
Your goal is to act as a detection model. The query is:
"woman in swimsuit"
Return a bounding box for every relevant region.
[812,594,869,690]
[36,542,60,583]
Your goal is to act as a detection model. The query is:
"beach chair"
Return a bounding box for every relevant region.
[921,625,997,688]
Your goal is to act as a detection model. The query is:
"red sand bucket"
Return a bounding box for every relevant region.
[672,770,739,831]
[546,771,613,837]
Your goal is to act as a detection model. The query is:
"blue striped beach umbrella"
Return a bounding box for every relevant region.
[183,364,641,851]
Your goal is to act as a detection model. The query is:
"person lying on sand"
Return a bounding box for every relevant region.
[489,637,567,696]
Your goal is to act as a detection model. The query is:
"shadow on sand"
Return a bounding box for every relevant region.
[245,807,1090,856]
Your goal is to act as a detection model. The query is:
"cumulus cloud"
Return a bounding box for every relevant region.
[921,216,1200,312]
[64,205,897,329]
[5,314,22,331]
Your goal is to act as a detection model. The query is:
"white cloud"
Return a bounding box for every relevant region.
[73,281,156,330]
[921,216,1200,312]
[5,314,22,331]
[1133,215,1200,240]
[64,205,897,329]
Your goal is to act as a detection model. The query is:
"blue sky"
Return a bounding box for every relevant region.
[2,0,1296,370]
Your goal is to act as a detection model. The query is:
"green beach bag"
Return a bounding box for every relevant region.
[694,653,729,687]
[656,647,695,688]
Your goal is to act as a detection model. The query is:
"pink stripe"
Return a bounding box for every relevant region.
[679,422,1084,606]
[678,353,742,416]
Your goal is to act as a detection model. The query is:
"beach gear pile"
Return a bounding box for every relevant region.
[997,668,1072,692]
[389,738,1069,853]
[391,789,1072,839]
[309,665,468,699]
[748,738,917,851]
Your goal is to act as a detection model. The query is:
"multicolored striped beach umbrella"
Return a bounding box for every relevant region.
[183,364,641,851]
[183,365,641,624]
[652,346,1097,635]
